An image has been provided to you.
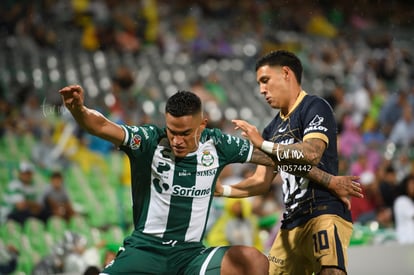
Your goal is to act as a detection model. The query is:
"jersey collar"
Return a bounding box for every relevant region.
[280,90,307,120]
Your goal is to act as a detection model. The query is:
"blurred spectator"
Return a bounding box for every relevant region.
[378,91,410,137]
[21,94,44,138]
[205,197,263,251]
[387,104,414,148]
[0,243,18,274]
[205,164,244,233]
[305,8,338,38]
[33,231,100,275]
[32,129,69,171]
[377,164,399,210]
[374,163,399,228]
[109,66,142,125]
[0,161,46,225]
[338,115,364,158]
[350,152,376,178]
[85,132,114,156]
[41,171,75,222]
[393,174,414,244]
[350,171,380,224]
[204,72,228,105]
[361,119,386,147]
[63,232,100,274]
[190,77,219,105]
[349,85,371,127]
[392,151,413,183]
[252,183,282,232]
[324,85,350,132]
[0,97,13,137]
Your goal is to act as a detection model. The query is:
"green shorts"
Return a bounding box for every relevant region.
[100,231,230,275]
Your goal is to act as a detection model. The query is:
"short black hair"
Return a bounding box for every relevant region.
[165,91,202,117]
[83,265,101,275]
[255,50,303,84]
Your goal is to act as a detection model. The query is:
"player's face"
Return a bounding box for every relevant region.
[256,65,291,111]
[165,112,207,158]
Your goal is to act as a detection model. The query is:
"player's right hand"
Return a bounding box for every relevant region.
[232,119,264,148]
[59,85,85,112]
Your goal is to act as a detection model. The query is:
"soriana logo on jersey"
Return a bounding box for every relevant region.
[130,134,142,149]
[201,150,214,166]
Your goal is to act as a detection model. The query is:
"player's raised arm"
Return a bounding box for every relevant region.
[59,85,125,146]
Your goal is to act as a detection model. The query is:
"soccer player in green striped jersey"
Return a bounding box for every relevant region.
[60,85,361,275]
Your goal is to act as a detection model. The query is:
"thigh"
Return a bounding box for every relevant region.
[268,228,313,275]
[184,246,229,275]
[305,215,353,274]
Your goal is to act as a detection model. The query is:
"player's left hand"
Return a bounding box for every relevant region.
[232,119,264,148]
[328,175,363,210]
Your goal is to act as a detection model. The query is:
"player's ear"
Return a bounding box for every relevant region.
[199,117,208,131]
[282,66,290,80]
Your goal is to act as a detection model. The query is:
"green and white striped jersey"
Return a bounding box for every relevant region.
[120,124,253,242]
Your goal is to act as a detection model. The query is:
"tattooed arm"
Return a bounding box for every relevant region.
[220,147,363,209]
[233,119,325,165]
[302,165,362,210]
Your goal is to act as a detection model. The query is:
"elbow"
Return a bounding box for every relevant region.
[308,155,321,166]
[307,150,323,166]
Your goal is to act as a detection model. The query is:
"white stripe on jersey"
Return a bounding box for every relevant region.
[185,140,219,242]
[121,125,129,146]
[143,145,175,237]
[142,139,220,242]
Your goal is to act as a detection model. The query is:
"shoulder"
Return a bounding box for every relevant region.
[201,128,250,149]
[303,94,333,110]
[122,124,163,135]
[122,124,164,142]
[300,93,335,123]
[200,128,225,143]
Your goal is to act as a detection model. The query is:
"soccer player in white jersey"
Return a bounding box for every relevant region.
[60,85,362,275]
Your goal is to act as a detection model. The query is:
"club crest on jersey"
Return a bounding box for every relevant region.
[130,134,142,149]
[201,150,214,166]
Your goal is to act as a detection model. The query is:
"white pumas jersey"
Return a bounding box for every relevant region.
[121,124,253,242]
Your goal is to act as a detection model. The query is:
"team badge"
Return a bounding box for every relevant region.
[130,134,142,149]
[201,150,214,166]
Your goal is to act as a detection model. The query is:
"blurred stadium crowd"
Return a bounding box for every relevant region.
[1,0,414,274]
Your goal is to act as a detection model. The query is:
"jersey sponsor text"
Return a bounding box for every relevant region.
[172,185,211,197]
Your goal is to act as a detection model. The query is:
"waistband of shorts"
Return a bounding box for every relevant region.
[131,230,203,247]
